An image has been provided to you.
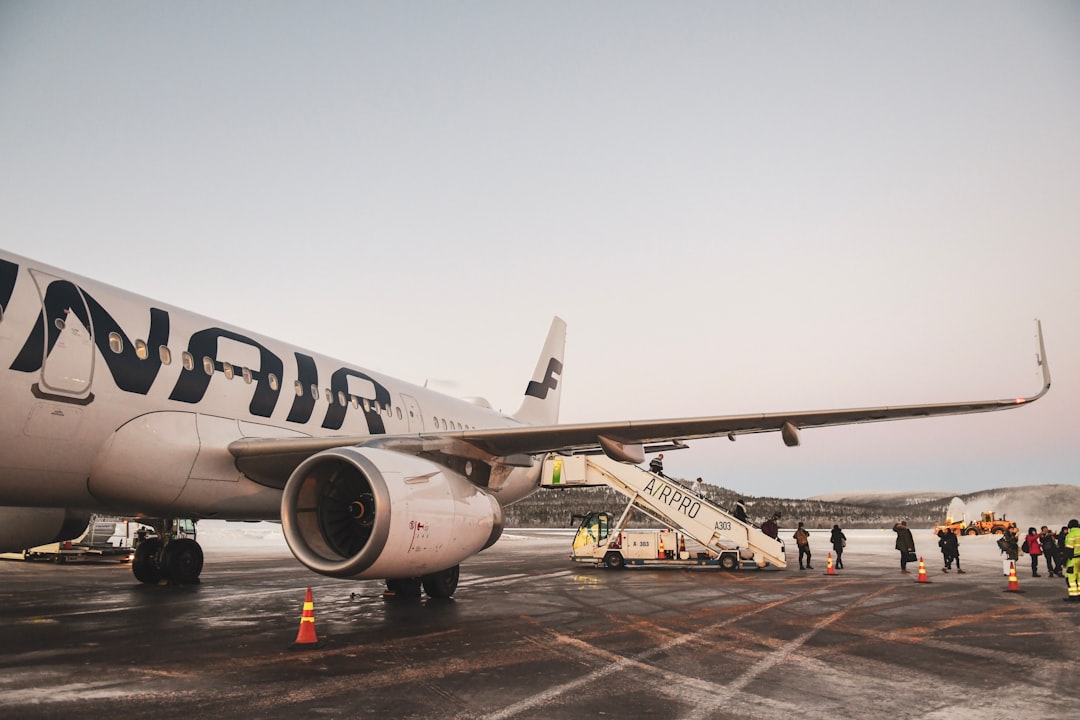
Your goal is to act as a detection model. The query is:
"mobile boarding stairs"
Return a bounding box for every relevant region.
[541,454,787,569]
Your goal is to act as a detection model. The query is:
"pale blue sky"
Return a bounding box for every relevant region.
[2,2,1077,498]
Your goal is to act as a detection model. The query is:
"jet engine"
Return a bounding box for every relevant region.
[0,507,93,554]
[280,446,503,579]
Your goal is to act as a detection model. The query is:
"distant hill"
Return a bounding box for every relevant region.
[504,481,1080,531]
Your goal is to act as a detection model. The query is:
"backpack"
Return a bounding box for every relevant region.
[1021,539,1029,553]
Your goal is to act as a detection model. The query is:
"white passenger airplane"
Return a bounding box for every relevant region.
[0,250,1051,596]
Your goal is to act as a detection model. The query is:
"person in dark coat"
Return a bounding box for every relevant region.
[793,522,812,570]
[733,499,748,523]
[938,528,963,573]
[1040,526,1063,578]
[648,454,665,477]
[999,526,1021,576]
[893,520,916,574]
[761,513,780,539]
[829,524,846,569]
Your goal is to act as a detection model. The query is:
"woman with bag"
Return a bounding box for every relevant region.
[893,520,916,574]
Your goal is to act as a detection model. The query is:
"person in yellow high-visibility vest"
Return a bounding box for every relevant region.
[1064,519,1080,601]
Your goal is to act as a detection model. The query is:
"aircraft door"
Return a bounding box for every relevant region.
[29,269,94,401]
[400,394,424,432]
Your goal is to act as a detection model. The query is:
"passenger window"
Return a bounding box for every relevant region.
[242,367,252,384]
[222,362,235,380]
[350,396,359,409]
[202,357,214,375]
[135,339,148,360]
[182,352,194,371]
[433,416,439,428]
[325,389,333,404]
[337,390,346,406]
[108,332,123,354]
[55,318,66,332]
[363,398,370,412]
[294,380,303,397]
[310,384,318,400]
[0,304,4,323]
[159,345,172,365]
[269,373,279,391]
[395,407,402,420]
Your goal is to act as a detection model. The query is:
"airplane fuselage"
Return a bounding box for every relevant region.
[0,251,540,518]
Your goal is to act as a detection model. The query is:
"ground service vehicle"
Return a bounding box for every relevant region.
[545,454,785,570]
[934,511,1017,536]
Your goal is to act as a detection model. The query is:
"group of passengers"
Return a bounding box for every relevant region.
[999,524,1074,579]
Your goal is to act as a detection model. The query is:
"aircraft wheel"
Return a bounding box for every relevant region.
[720,554,738,571]
[422,566,460,599]
[603,552,625,570]
[133,538,163,584]
[386,577,422,598]
[163,539,203,584]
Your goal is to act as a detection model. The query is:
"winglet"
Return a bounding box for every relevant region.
[1026,318,1051,403]
[512,317,566,426]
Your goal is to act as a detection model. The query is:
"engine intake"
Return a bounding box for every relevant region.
[280,447,503,579]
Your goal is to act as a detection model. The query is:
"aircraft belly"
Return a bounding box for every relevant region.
[89,411,198,511]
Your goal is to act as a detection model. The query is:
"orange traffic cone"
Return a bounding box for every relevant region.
[292,587,320,647]
[679,536,686,555]
[916,556,931,583]
[1004,561,1024,593]
[658,534,665,559]
[824,553,837,576]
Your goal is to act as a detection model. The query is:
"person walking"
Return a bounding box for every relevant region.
[794,522,812,570]
[648,454,665,477]
[830,524,846,569]
[761,513,780,540]
[1064,519,1080,601]
[1023,527,1043,577]
[893,520,916,574]
[939,528,964,573]
[733,499,748,523]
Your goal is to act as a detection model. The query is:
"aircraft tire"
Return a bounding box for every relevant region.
[386,577,423,599]
[163,539,203,584]
[133,538,163,584]
[422,566,460,599]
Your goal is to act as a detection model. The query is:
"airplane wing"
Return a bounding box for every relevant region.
[230,320,1050,487]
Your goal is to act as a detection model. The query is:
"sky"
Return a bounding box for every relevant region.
[1,2,1078,499]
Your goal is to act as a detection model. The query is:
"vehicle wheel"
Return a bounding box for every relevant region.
[993,529,1004,535]
[132,538,162,584]
[720,554,738,571]
[386,577,422,598]
[603,552,625,570]
[163,539,203,584]
[965,529,978,536]
[422,566,460,599]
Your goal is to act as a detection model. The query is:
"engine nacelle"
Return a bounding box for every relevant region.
[280,447,503,579]
[0,507,93,553]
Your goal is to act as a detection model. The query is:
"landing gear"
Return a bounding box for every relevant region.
[131,519,202,585]
[385,565,461,599]
[422,565,460,598]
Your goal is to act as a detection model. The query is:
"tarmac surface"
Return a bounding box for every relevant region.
[2,527,1078,719]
